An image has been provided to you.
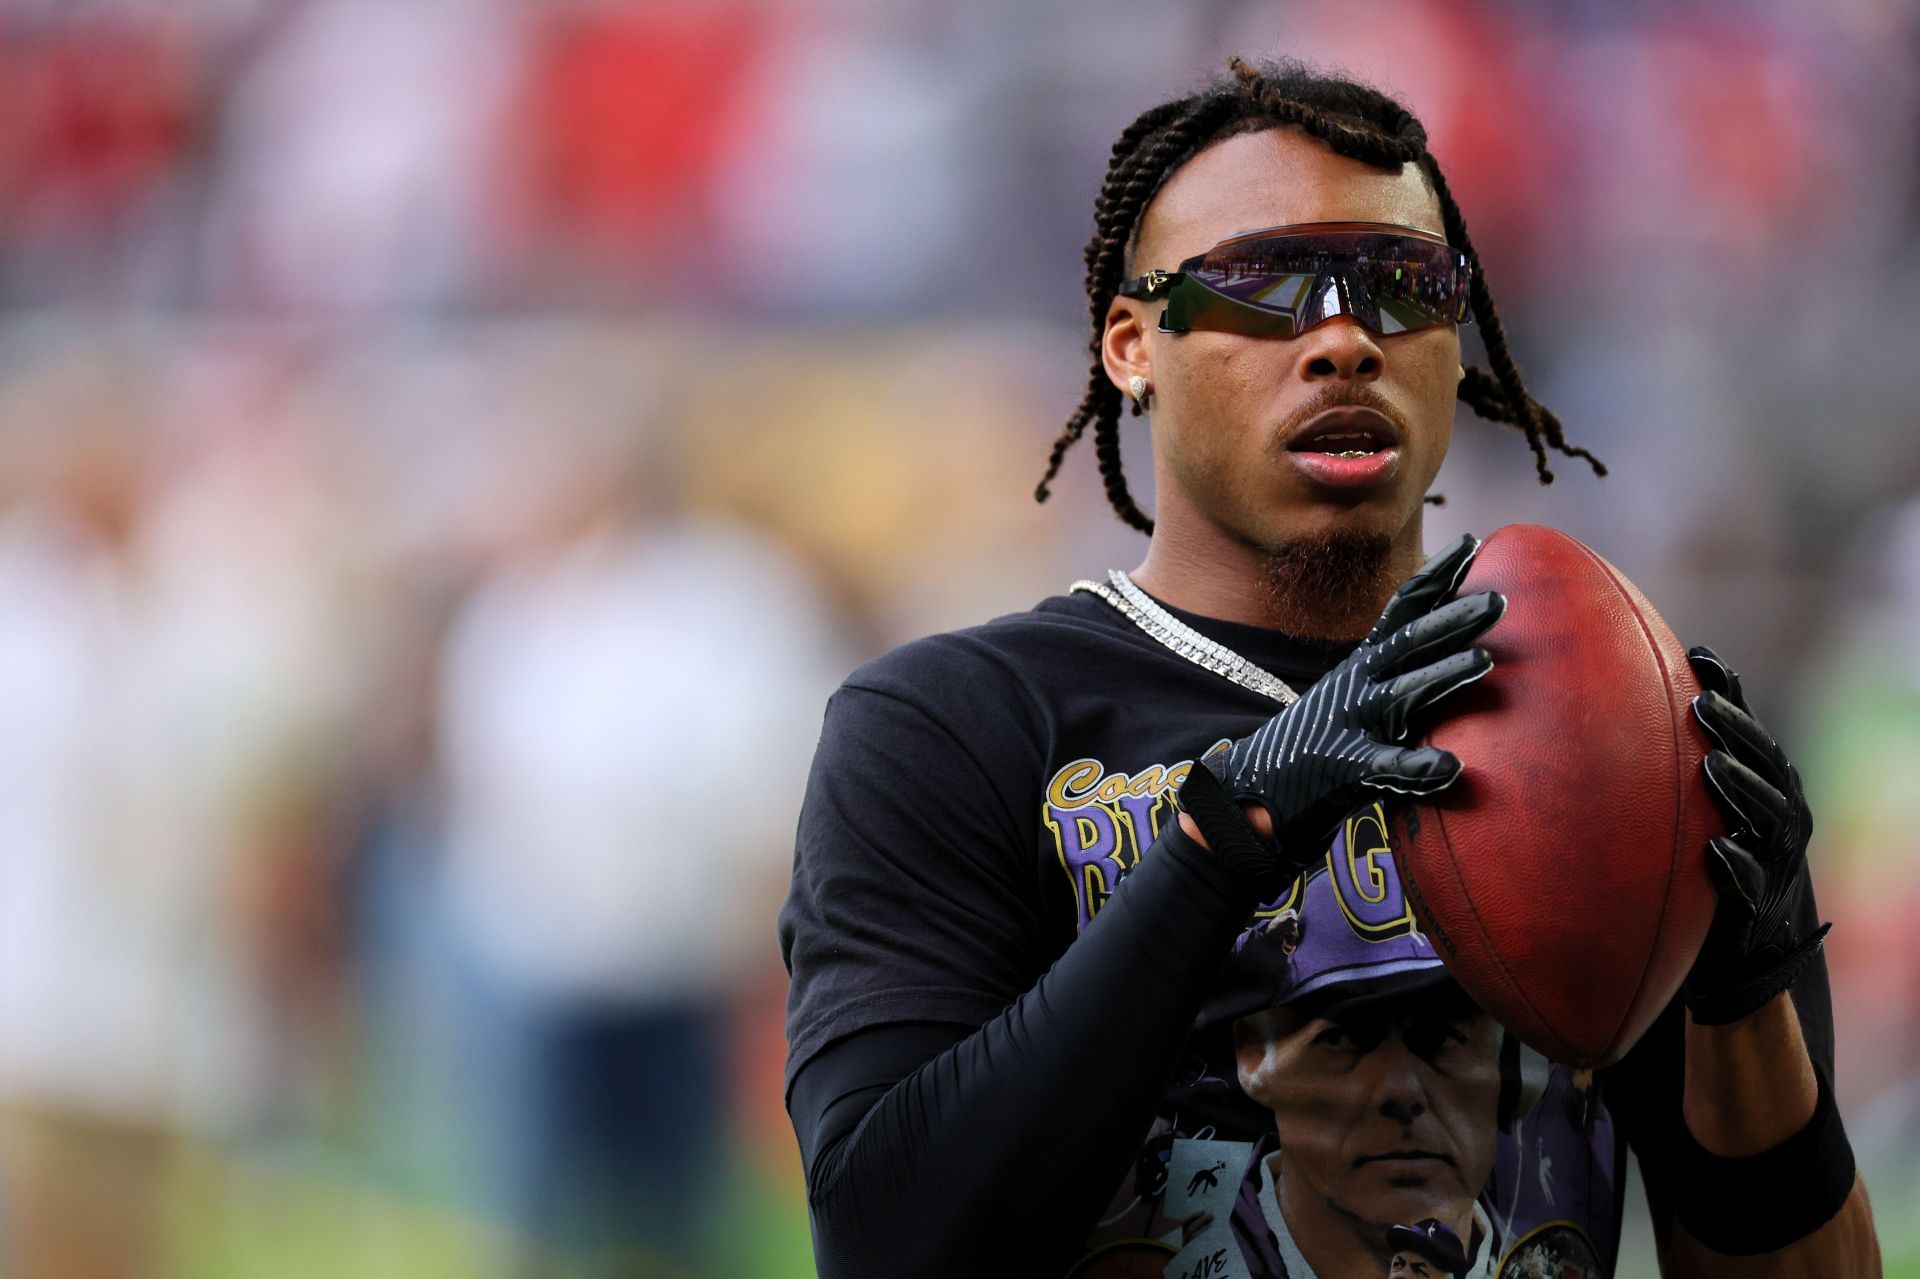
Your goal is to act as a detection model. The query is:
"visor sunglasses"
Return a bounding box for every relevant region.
[1117,221,1473,339]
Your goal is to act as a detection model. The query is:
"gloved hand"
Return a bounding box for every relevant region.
[1176,534,1503,897]
[1684,646,1830,1026]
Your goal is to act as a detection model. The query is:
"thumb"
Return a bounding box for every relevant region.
[1357,743,1462,796]
[1687,645,1748,711]
[1367,533,1480,641]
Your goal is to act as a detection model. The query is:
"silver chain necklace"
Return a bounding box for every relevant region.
[1069,569,1300,706]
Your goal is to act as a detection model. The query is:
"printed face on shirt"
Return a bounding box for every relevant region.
[1233,982,1500,1238]
[1390,1251,1440,1278]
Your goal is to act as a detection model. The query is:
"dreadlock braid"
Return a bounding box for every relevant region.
[1036,94,1246,530]
[1230,60,1425,171]
[1419,158,1608,482]
[1094,388,1151,534]
[1035,57,1606,533]
[1033,366,1112,506]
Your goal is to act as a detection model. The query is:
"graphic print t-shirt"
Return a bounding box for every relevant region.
[779,588,1834,1278]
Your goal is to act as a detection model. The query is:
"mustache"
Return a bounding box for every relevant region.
[1271,384,1412,447]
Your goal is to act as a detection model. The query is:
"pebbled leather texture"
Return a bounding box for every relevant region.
[1394,524,1721,1068]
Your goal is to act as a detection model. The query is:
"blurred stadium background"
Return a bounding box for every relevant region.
[0,1,1915,1275]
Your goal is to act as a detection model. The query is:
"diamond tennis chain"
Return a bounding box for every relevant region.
[1070,570,1300,706]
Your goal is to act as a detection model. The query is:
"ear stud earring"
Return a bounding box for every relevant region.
[1128,375,1152,412]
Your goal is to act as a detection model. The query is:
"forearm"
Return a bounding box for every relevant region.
[799,821,1253,1277]
[1683,989,1815,1154]
[1663,993,1879,1277]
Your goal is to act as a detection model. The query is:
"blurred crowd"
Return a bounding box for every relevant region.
[0,1,1917,1276]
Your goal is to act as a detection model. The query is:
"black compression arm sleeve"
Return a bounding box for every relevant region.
[788,819,1253,1277]
[1610,876,1841,1252]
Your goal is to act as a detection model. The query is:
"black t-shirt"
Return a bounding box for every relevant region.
[779,587,1835,1277]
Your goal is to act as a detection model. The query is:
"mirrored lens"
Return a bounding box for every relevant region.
[1161,283,1305,337]
[1165,232,1468,338]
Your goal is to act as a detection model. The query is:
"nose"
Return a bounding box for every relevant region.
[1292,314,1384,384]
[1366,1032,1430,1128]
[1380,1096,1426,1127]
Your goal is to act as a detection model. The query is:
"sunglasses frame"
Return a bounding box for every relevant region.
[1116,220,1473,338]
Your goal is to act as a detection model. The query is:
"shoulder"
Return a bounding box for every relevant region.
[808,591,1143,821]
[839,591,1127,732]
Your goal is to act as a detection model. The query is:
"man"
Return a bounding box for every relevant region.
[779,59,1878,1277]
[1218,837,1509,1279]
[1231,980,1500,1275]
[438,414,845,1271]
[1066,828,1520,1277]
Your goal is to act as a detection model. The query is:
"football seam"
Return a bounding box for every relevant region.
[1570,536,1684,1059]
[1421,529,1596,1062]
[1427,794,1569,1058]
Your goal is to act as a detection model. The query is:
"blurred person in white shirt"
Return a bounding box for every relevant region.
[0,371,369,1277]
[436,408,846,1273]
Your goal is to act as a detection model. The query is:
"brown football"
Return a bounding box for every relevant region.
[1393,524,1721,1067]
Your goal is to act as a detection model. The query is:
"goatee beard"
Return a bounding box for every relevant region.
[1258,531,1396,641]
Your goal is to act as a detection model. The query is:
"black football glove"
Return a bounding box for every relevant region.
[1178,534,1503,896]
[1684,646,1831,1026]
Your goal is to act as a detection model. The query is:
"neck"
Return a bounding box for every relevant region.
[1275,1162,1476,1278]
[1131,514,1426,641]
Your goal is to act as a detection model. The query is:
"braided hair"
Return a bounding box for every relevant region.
[1033,58,1605,534]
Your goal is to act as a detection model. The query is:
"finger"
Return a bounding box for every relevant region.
[1702,749,1790,843]
[1686,645,1747,711]
[1792,766,1815,845]
[1186,752,1283,843]
[1373,647,1493,740]
[1367,533,1480,641]
[1705,835,1763,918]
[1692,690,1790,792]
[1374,590,1506,676]
[1356,743,1462,795]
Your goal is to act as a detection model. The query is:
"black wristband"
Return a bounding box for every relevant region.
[1671,1061,1856,1255]
[1687,923,1832,1027]
[1174,762,1292,903]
